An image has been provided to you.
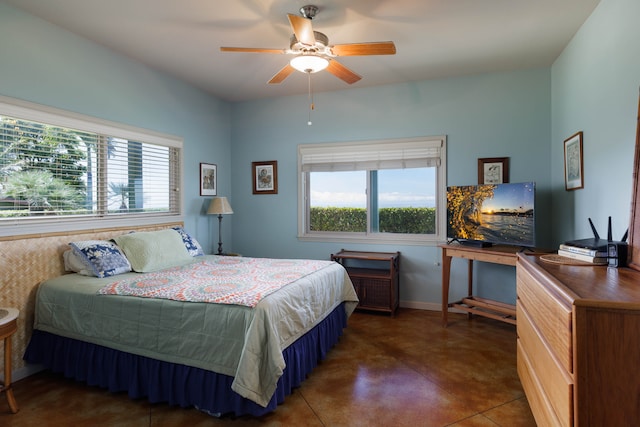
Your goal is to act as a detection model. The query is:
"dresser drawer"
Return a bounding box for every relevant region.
[517,264,573,372]
[517,339,565,427]
[518,304,573,426]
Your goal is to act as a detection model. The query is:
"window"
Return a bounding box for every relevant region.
[0,96,182,237]
[298,136,446,244]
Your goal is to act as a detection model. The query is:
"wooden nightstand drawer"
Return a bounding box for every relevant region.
[517,264,573,372]
[350,276,393,310]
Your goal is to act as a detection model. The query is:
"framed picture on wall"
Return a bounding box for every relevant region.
[200,163,217,196]
[478,157,509,184]
[564,131,584,191]
[252,161,278,194]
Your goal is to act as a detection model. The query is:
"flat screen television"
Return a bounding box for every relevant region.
[446,182,535,247]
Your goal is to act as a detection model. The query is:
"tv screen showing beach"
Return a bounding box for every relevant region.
[447,182,535,247]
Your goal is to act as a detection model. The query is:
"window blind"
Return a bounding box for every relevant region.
[0,95,182,228]
[299,137,444,172]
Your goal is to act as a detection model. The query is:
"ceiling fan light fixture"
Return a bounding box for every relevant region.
[290,55,329,73]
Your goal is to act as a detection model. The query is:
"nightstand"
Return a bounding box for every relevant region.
[0,307,19,414]
[331,250,400,316]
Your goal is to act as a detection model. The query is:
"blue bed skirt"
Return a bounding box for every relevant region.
[24,303,347,417]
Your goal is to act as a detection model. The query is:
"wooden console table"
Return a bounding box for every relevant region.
[440,244,521,327]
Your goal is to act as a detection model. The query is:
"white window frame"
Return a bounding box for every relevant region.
[0,95,183,237]
[297,136,447,245]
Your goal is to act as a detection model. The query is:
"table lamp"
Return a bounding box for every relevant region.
[207,197,233,255]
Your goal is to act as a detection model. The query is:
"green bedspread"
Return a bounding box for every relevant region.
[33,255,359,407]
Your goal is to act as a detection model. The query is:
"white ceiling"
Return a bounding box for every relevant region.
[4,0,600,102]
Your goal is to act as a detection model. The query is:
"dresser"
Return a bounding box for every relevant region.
[516,253,640,426]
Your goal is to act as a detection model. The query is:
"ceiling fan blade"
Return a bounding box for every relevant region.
[220,47,286,54]
[326,60,362,84]
[331,42,396,56]
[287,14,316,46]
[268,64,296,84]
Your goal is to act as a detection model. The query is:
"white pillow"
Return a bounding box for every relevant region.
[62,249,93,276]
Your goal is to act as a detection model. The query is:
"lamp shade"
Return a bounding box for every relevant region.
[207,197,233,215]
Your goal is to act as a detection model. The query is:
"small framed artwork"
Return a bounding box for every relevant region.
[252,160,278,194]
[200,163,217,196]
[478,157,509,184]
[564,131,584,191]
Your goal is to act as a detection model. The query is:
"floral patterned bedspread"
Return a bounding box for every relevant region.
[97,256,334,307]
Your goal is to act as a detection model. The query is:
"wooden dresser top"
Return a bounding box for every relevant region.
[518,253,640,308]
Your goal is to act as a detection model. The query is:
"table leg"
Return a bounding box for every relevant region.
[3,335,18,413]
[467,259,474,320]
[442,252,452,327]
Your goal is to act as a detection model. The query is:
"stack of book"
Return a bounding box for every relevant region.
[557,243,608,264]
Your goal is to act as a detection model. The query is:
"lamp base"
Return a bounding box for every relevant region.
[216,214,224,255]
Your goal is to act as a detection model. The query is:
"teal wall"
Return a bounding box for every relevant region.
[1,0,638,309]
[551,0,640,244]
[230,70,552,307]
[0,3,232,254]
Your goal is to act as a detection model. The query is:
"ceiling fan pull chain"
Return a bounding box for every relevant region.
[307,71,314,126]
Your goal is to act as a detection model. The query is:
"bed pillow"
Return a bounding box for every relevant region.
[172,226,204,256]
[69,240,132,278]
[113,229,192,273]
[62,249,94,277]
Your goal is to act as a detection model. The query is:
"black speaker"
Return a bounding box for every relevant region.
[608,242,628,268]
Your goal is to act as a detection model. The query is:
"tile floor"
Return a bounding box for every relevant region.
[1,309,536,426]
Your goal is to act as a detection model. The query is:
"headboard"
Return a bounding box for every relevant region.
[0,222,183,376]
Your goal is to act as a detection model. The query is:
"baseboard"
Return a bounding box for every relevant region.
[399,301,440,311]
[3,364,44,383]
[399,300,467,314]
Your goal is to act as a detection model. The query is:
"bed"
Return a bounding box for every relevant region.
[23,227,358,416]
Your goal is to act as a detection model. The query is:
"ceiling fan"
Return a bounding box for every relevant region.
[220,5,396,85]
